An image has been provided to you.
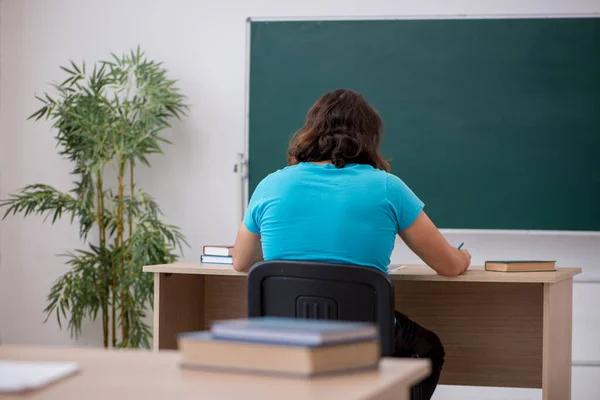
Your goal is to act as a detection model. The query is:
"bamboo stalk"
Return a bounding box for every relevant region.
[109,164,117,347]
[117,160,127,345]
[96,172,108,349]
[112,161,124,348]
[124,161,135,338]
[111,275,116,347]
[129,161,134,239]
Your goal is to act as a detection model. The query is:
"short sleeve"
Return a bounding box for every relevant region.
[386,174,425,231]
[243,180,267,234]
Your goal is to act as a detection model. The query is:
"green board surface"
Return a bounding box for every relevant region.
[248,18,600,230]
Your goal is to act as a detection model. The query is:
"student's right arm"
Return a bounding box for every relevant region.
[387,174,470,277]
[399,211,471,277]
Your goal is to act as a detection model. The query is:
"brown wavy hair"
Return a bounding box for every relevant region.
[287,89,390,172]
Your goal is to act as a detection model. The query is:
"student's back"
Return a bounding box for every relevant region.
[244,162,423,272]
[234,88,469,279]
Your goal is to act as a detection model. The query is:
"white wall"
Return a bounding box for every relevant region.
[1,0,599,398]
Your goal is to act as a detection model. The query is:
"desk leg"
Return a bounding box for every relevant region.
[542,278,573,400]
[152,272,205,351]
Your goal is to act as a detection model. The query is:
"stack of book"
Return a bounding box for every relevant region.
[200,245,233,265]
[177,317,380,377]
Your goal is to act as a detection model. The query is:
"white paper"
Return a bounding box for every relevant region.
[388,265,406,272]
[0,360,79,393]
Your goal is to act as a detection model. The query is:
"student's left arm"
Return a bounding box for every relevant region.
[232,223,263,272]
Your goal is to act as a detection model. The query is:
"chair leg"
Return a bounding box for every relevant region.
[410,383,423,400]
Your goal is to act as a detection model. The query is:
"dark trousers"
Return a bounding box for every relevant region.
[392,310,445,400]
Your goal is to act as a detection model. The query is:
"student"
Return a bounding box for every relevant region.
[233,88,471,400]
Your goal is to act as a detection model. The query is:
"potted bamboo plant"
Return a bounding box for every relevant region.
[0,47,188,348]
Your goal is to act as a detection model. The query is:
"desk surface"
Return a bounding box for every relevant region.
[0,345,430,400]
[143,263,581,284]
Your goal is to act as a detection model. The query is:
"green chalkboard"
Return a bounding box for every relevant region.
[248,18,600,230]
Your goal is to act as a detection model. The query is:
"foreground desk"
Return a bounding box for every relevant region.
[0,345,429,400]
[143,263,581,400]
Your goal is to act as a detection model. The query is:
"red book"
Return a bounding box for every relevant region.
[203,245,234,257]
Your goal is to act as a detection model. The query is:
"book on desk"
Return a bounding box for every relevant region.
[203,245,234,257]
[485,260,556,272]
[178,317,380,377]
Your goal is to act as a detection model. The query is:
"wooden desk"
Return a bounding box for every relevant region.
[0,345,430,400]
[143,263,581,400]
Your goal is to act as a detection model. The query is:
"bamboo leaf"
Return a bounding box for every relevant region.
[71,60,81,74]
[28,106,49,121]
[60,65,76,75]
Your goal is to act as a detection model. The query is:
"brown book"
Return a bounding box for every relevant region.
[202,245,234,257]
[485,260,556,272]
[177,332,380,377]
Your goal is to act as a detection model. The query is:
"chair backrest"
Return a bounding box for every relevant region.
[247,260,396,356]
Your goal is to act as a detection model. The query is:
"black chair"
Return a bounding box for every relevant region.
[247,260,426,399]
[246,260,395,355]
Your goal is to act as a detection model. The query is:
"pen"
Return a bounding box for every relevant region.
[457,242,464,249]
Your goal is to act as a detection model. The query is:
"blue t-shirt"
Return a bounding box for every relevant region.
[244,162,424,273]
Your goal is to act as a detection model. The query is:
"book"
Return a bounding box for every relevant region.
[484,260,556,272]
[200,255,233,265]
[0,360,79,393]
[210,317,378,346]
[203,245,234,257]
[178,331,380,377]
